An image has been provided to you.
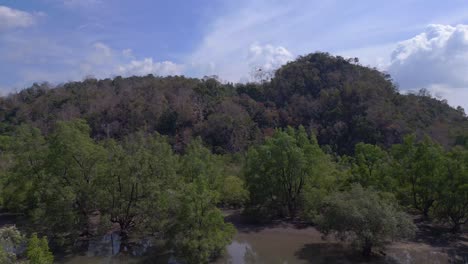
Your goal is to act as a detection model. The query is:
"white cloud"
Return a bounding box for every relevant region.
[1,39,183,90]
[122,49,134,59]
[387,24,468,109]
[117,58,184,77]
[248,43,293,71]
[0,5,43,31]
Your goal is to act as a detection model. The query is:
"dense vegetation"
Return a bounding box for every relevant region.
[1,53,466,155]
[0,53,466,262]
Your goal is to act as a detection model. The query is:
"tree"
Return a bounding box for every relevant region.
[220,175,249,208]
[180,138,224,192]
[316,184,415,257]
[102,132,179,251]
[0,226,26,264]
[1,125,48,213]
[434,146,468,232]
[36,119,107,242]
[169,179,235,264]
[26,233,53,264]
[391,135,445,217]
[349,143,394,190]
[245,126,332,218]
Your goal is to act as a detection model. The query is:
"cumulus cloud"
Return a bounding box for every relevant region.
[388,24,468,89]
[248,43,294,71]
[117,58,184,77]
[1,39,183,90]
[0,5,43,31]
[122,49,134,59]
[387,24,468,109]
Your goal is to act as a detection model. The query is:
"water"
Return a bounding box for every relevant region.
[215,225,454,264]
[59,223,463,264]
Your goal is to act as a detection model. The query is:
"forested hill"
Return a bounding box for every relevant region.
[1,52,467,155]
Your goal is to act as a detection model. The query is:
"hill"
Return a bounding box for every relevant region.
[1,52,466,154]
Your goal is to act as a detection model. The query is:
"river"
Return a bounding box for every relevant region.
[58,211,467,264]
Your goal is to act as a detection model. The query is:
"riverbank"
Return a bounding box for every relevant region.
[2,209,466,263]
[216,209,468,264]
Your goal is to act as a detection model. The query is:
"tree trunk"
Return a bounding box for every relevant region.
[450,223,461,233]
[119,228,130,253]
[362,241,372,257]
[287,201,296,218]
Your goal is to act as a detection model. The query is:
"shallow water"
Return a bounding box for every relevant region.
[60,224,462,264]
[215,225,455,264]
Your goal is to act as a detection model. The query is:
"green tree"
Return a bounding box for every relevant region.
[391,135,445,216]
[220,175,249,208]
[434,146,468,232]
[170,179,235,264]
[26,233,53,264]
[180,138,224,192]
[245,126,334,218]
[349,143,394,190]
[0,226,26,264]
[102,132,179,250]
[1,125,48,213]
[35,119,108,243]
[316,185,415,257]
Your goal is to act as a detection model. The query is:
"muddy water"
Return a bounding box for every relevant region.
[58,222,465,264]
[60,225,460,264]
[215,224,456,264]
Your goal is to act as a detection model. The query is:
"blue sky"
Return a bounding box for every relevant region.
[1,0,468,110]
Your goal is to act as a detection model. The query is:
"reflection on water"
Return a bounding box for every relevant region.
[87,232,121,257]
[215,225,454,264]
[60,225,460,264]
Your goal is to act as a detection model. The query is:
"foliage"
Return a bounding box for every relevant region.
[349,143,394,191]
[220,176,249,208]
[0,51,467,259]
[1,53,466,155]
[0,226,26,264]
[1,125,47,213]
[26,233,53,264]
[169,180,235,264]
[245,126,334,218]
[391,135,446,216]
[0,119,237,259]
[180,138,224,191]
[15,120,109,245]
[316,185,415,256]
[434,146,468,232]
[102,132,179,244]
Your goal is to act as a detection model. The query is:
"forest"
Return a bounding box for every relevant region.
[0,53,467,263]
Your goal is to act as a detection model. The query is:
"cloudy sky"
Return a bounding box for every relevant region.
[1,0,468,110]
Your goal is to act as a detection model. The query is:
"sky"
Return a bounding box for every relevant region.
[1,0,468,110]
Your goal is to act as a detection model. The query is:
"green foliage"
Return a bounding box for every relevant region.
[349,143,394,191]
[0,226,26,264]
[1,125,47,213]
[1,54,466,155]
[0,52,467,259]
[0,119,236,259]
[220,176,249,207]
[170,180,235,264]
[26,233,53,264]
[434,146,468,232]
[30,119,108,244]
[316,185,415,256]
[102,132,179,241]
[245,126,336,218]
[180,138,224,192]
[391,135,446,216]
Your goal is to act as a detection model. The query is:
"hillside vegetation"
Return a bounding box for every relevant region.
[0,53,467,263]
[1,53,466,155]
